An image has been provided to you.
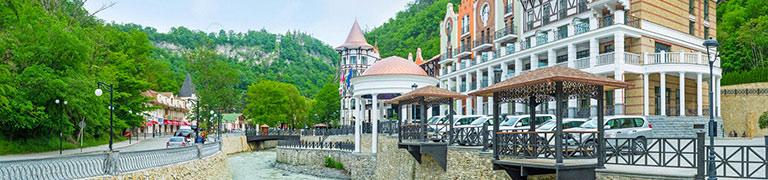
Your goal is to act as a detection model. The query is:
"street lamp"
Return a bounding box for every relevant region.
[95,82,115,151]
[55,99,67,154]
[703,38,719,180]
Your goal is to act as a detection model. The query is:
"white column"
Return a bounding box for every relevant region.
[371,94,378,154]
[354,97,362,153]
[401,104,408,122]
[548,49,556,67]
[697,73,703,116]
[589,13,599,30]
[643,73,650,116]
[516,103,525,114]
[515,58,523,75]
[568,99,577,118]
[531,54,539,70]
[456,77,461,92]
[456,99,463,116]
[567,43,576,68]
[590,38,599,68]
[477,96,485,115]
[615,9,625,24]
[501,63,509,80]
[340,98,345,125]
[488,66,495,85]
[660,72,667,116]
[679,72,686,117]
[465,72,471,92]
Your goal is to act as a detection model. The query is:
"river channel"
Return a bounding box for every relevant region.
[227,149,334,180]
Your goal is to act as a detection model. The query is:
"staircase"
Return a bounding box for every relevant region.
[645,116,723,138]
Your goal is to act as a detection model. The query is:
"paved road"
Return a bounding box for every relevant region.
[0,135,172,161]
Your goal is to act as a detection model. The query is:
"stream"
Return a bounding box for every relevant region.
[227,149,335,180]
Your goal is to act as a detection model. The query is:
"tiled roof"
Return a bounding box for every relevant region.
[336,20,374,50]
[361,56,429,77]
[179,73,196,97]
[385,85,467,105]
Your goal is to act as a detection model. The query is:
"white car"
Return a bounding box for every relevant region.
[166,136,189,148]
[454,115,494,129]
[535,118,588,132]
[565,115,653,146]
[495,114,556,131]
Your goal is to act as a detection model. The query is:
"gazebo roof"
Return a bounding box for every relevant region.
[470,66,632,98]
[385,85,467,105]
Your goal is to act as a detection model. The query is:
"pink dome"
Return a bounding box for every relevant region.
[361,56,428,76]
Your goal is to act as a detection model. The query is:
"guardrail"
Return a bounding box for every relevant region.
[0,142,221,180]
[495,131,600,159]
[277,140,354,152]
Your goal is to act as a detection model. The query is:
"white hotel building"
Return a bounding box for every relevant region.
[436,0,721,121]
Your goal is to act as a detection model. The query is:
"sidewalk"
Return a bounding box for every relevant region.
[0,135,170,161]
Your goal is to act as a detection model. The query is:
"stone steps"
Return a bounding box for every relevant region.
[645,116,723,138]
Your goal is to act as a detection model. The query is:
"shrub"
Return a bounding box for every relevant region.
[323,156,345,170]
[760,111,768,129]
[722,67,768,86]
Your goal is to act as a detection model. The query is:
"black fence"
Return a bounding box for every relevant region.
[495,130,600,159]
[400,124,426,142]
[277,140,354,152]
[452,126,489,148]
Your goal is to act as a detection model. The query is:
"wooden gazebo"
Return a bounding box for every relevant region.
[469,66,631,179]
[385,85,467,171]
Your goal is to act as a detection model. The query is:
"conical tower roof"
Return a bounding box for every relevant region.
[336,20,374,50]
[179,73,196,98]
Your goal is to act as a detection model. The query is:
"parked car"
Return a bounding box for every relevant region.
[495,114,556,131]
[455,115,493,129]
[535,118,588,132]
[166,136,189,148]
[565,115,653,147]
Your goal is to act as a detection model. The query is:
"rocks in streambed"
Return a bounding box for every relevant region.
[273,162,351,180]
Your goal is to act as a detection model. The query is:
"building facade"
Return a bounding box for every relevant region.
[337,20,381,126]
[436,0,721,119]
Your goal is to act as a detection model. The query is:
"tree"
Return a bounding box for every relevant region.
[243,80,307,128]
[309,80,341,127]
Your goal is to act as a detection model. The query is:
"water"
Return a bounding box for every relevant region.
[227,149,334,180]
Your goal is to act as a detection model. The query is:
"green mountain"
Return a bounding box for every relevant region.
[113,24,339,97]
[366,0,459,59]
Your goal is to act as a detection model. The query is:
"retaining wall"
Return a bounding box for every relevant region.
[88,151,230,180]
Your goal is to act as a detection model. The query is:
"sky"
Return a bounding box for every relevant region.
[83,0,411,46]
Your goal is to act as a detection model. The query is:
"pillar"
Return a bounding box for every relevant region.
[590,38,599,68]
[371,94,378,154]
[679,72,686,117]
[531,54,539,70]
[697,73,703,116]
[567,43,576,68]
[716,76,721,117]
[615,9,625,24]
[548,49,556,66]
[643,73,649,116]
[660,72,667,116]
[515,58,523,75]
[590,13,599,30]
[340,98,345,125]
[568,99,577,118]
[501,63,509,80]
[401,105,408,123]
[354,97,362,153]
[614,70,625,115]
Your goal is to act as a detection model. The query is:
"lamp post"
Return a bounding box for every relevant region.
[55,99,67,154]
[703,38,719,180]
[95,82,114,151]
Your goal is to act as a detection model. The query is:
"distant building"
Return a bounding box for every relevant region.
[141,73,198,135]
[336,20,381,126]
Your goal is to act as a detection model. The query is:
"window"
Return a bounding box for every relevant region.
[576,50,590,58]
[557,25,568,39]
[704,27,710,39]
[342,56,347,64]
[606,119,618,128]
[527,11,535,30]
[361,56,368,65]
[557,54,568,63]
[559,0,568,18]
[462,15,470,34]
[633,118,645,127]
[654,42,671,53]
[689,21,696,35]
[350,55,357,64]
[704,0,709,20]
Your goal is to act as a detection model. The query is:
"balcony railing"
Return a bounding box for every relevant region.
[599,15,614,28]
[626,14,641,28]
[520,40,530,51]
[460,84,467,92]
[470,83,477,91]
[596,52,615,66]
[495,25,517,41]
[645,52,715,66]
[459,61,467,69]
[625,52,642,65]
[575,57,590,69]
[574,22,590,35]
[473,37,493,50]
[481,78,488,88]
[505,44,516,55]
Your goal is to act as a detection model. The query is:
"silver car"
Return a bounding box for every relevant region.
[166,137,189,148]
[565,115,653,146]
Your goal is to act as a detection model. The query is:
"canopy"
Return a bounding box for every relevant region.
[469,66,632,99]
[385,85,467,105]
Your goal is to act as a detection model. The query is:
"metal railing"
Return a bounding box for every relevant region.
[400,124,427,142]
[574,22,590,35]
[277,140,354,152]
[452,126,489,147]
[575,57,590,69]
[0,142,221,179]
[604,136,698,168]
[599,15,614,28]
[495,25,516,40]
[496,131,600,159]
[709,143,768,179]
[596,52,615,66]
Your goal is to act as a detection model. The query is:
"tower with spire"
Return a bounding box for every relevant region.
[336,20,381,126]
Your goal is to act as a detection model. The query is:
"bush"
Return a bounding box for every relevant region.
[722,67,768,86]
[323,156,345,170]
[760,111,768,129]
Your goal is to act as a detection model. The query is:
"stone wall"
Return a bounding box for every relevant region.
[89,152,230,180]
[722,82,768,137]
[276,148,375,179]
[222,135,252,154]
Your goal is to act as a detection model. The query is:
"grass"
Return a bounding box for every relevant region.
[0,135,127,155]
[323,156,345,170]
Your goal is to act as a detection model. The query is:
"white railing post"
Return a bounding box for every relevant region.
[680,52,685,64]
[697,52,703,65]
[643,52,648,65]
[660,51,666,64]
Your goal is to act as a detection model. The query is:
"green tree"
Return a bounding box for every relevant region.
[243,80,307,128]
[309,80,341,127]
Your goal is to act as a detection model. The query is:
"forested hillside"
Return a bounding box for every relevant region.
[717,0,768,85]
[112,24,339,96]
[366,0,459,59]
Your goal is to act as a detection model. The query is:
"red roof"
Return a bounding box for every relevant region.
[361,56,429,77]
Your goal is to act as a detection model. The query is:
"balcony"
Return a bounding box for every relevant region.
[575,57,590,69]
[505,44,516,56]
[574,22,590,35]
[598,15,614,29]
[470,83,477,91]
[520,40,530,51]
[456,44,472,58]
[460,84,467,92]
[624,52,641,65]
[645,52,718,66]
[494,25,517,43]
[472,38,493,52]
[596,52,615,66]
[481,78,488,88]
